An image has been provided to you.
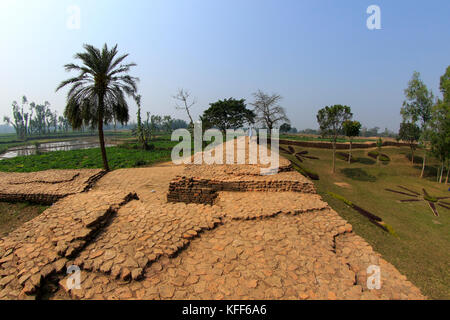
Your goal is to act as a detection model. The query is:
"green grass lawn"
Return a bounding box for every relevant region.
[0,138,178,172]
[282,144,450,299]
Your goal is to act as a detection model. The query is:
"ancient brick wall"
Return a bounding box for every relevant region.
[0,169,106,205]
[0,193,65,205]
[167,176,317,205]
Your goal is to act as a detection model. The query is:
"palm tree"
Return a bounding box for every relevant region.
[56,44,138,171]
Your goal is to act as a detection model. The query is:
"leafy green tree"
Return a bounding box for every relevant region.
[171,119,189,130]
[4,98,28,139]
[436,66,450,183]
[316,105,353,173]
[401,71,434,177]
[201,98,255,134]
[280,123,291,133]
[163,115,173,133]
[440,66,450,104]
[429,101,450,183]
[56,44,138,171]
[342,120,361,163]
[150,115,162,137]
[398,122,421,165]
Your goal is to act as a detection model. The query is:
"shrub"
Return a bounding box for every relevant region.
[368,151,390,162]
[336,152,358,163]
[133,160,148,167]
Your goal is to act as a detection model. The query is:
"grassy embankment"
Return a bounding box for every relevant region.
[281,142,450,300]
[0,202,48,237]
[0,135,177,172]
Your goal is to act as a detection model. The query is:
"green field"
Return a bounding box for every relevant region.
[0,137,177,172]
[281,144,450,299]
[0,130,133,155]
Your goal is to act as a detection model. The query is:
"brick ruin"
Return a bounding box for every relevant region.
[167,137,316,205]
[0,169,106,205]
[167,172,317,205]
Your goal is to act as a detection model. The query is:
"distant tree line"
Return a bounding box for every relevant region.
[3,96,71,140]
[172,88,292,136]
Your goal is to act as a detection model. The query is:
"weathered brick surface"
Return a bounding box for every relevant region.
[0,141,426,300]
[167,137,316,205]
[0,169,106,204]
[0,191,138,299]
[167,168,316,205]
[56,209,425,300]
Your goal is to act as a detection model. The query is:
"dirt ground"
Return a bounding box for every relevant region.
[0,202,48,238]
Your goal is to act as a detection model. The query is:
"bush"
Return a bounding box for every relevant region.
[368,151,390,162]
[336,152,358,163]
[120,142,155,151]
[119,142,140,150]
[341,168,377,182]
[143,143,155,151]
[133,160,148,167]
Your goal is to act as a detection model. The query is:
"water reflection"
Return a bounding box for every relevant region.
[0,140,115,159]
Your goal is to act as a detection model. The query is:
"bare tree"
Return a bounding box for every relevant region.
[250,90,290,130]
[172,89,196,128]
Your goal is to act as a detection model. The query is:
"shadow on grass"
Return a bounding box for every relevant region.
[341,168,377,182]
[405,153,423,164]
[357,157,376,165]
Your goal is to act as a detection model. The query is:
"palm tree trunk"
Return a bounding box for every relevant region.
[439,162,444,183]
[98,97,110,172]
[420,152,426,178]
[411,147,414,165]
[98,119,110,172]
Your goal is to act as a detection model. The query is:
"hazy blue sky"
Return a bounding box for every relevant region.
[1,0,449,131]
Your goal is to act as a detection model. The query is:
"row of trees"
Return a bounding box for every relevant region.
[399,68,450,183]
[172,88,291,135]
[3,97,70,139]
[53,43,449,179]
[316,105,359,173]
[315,67,449,182]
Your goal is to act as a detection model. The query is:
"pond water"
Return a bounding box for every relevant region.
[0,140,115,160]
